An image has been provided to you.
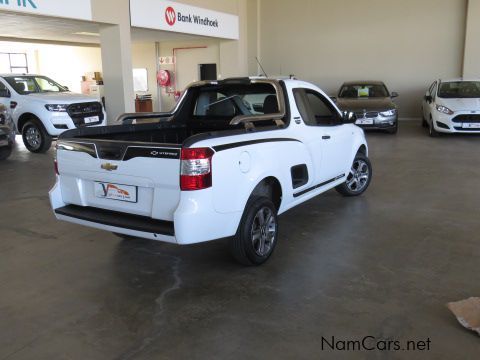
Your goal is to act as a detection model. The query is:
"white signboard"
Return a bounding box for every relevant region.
[130,0,239,40]
[0,0,92,21]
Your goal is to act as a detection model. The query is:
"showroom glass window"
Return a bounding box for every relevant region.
[437,81,480,98]
[293,88,341,126]
[0,53,28,74]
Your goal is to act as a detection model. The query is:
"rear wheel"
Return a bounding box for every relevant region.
[22,119,52,153]
[0,144,12,160]
[335,153,372,197]
[230,196,278,266]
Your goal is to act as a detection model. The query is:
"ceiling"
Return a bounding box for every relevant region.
[0,12,101,45]
[0,11,218,46]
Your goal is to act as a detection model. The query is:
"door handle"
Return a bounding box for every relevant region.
[322,135,331,140]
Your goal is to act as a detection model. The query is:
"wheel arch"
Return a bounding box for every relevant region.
[249,176,283,211]
[357,144,367,156]
[17,112,41,133]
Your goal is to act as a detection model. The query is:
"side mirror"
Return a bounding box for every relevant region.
[63,86,69,91]
[329,96,337,103]
[342,110,356,124]
[424,95,433,103]
[391,91,398,98]
[0,89,11,98]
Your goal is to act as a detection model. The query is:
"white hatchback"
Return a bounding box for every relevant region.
[422,78,480,136]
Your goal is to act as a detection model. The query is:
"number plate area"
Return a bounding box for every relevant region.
[94,182,138,203]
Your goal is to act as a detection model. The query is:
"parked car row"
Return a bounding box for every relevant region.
[1,74,480,162]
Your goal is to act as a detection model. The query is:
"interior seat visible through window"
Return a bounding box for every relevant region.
[262,94,279,114]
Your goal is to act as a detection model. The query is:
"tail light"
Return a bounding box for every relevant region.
[180,147,214,191]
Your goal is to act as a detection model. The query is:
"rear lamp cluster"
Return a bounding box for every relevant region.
[180,147,215,191]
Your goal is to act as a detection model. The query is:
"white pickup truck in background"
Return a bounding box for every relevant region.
[50,77,371,265]
[0,74,106,153]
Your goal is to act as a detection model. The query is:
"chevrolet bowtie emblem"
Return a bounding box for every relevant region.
[101,163,118,171]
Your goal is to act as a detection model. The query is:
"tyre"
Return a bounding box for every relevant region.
[230,196,278,266]
[22,119,52,153]
[113,232,136,240]
[386,122,398,134]
[335,153,372,197]
[422,116,428,128]
[0,144,12,160]
[428,117,440,137]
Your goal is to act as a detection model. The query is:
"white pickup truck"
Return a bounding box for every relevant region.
[49,77,371,265]
[0,74,106,153]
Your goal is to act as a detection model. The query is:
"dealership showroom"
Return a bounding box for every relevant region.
[2,0,480,358]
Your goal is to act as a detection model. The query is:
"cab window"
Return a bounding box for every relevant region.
[293,88,341,126]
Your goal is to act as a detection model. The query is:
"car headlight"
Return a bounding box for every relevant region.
[436,105,454,115]
[45,104,68,112]
[380,109,396,117]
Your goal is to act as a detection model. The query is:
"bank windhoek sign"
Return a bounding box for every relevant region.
[0,0,92,20]
[130,0,239,40]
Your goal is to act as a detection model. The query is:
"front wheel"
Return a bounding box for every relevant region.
[230,196,278,266]
[335,153,372,196]
[386,122,398,134]
[22,119,52,153]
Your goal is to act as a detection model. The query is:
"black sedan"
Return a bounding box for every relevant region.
[335,81,399,134]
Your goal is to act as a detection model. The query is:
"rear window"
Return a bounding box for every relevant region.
[193,83,278,118]
[437,81,480,98]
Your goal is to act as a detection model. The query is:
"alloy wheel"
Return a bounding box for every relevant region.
[251,206,277,257]
[25,126,41,150]
[346,159,370,192]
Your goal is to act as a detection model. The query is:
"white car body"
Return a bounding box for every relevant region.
[49,78,368,247]
[0,74,107,137]
[422,78,480,134]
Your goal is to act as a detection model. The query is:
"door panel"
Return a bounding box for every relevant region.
[293,88,352,184]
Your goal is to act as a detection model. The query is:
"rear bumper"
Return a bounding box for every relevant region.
[55,205,174,235]
[49,180,242,245]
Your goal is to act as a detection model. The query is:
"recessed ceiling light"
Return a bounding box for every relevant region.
[73,32,99,37]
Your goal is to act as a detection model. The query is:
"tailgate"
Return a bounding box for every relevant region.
[56,140,181,221]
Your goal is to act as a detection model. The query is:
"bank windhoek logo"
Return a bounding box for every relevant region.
[165,6,176,26]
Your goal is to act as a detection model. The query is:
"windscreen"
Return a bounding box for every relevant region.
[339,84,389,98]
[193,83,278,118]
[5,76,68,94]
[437,81,480,98]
